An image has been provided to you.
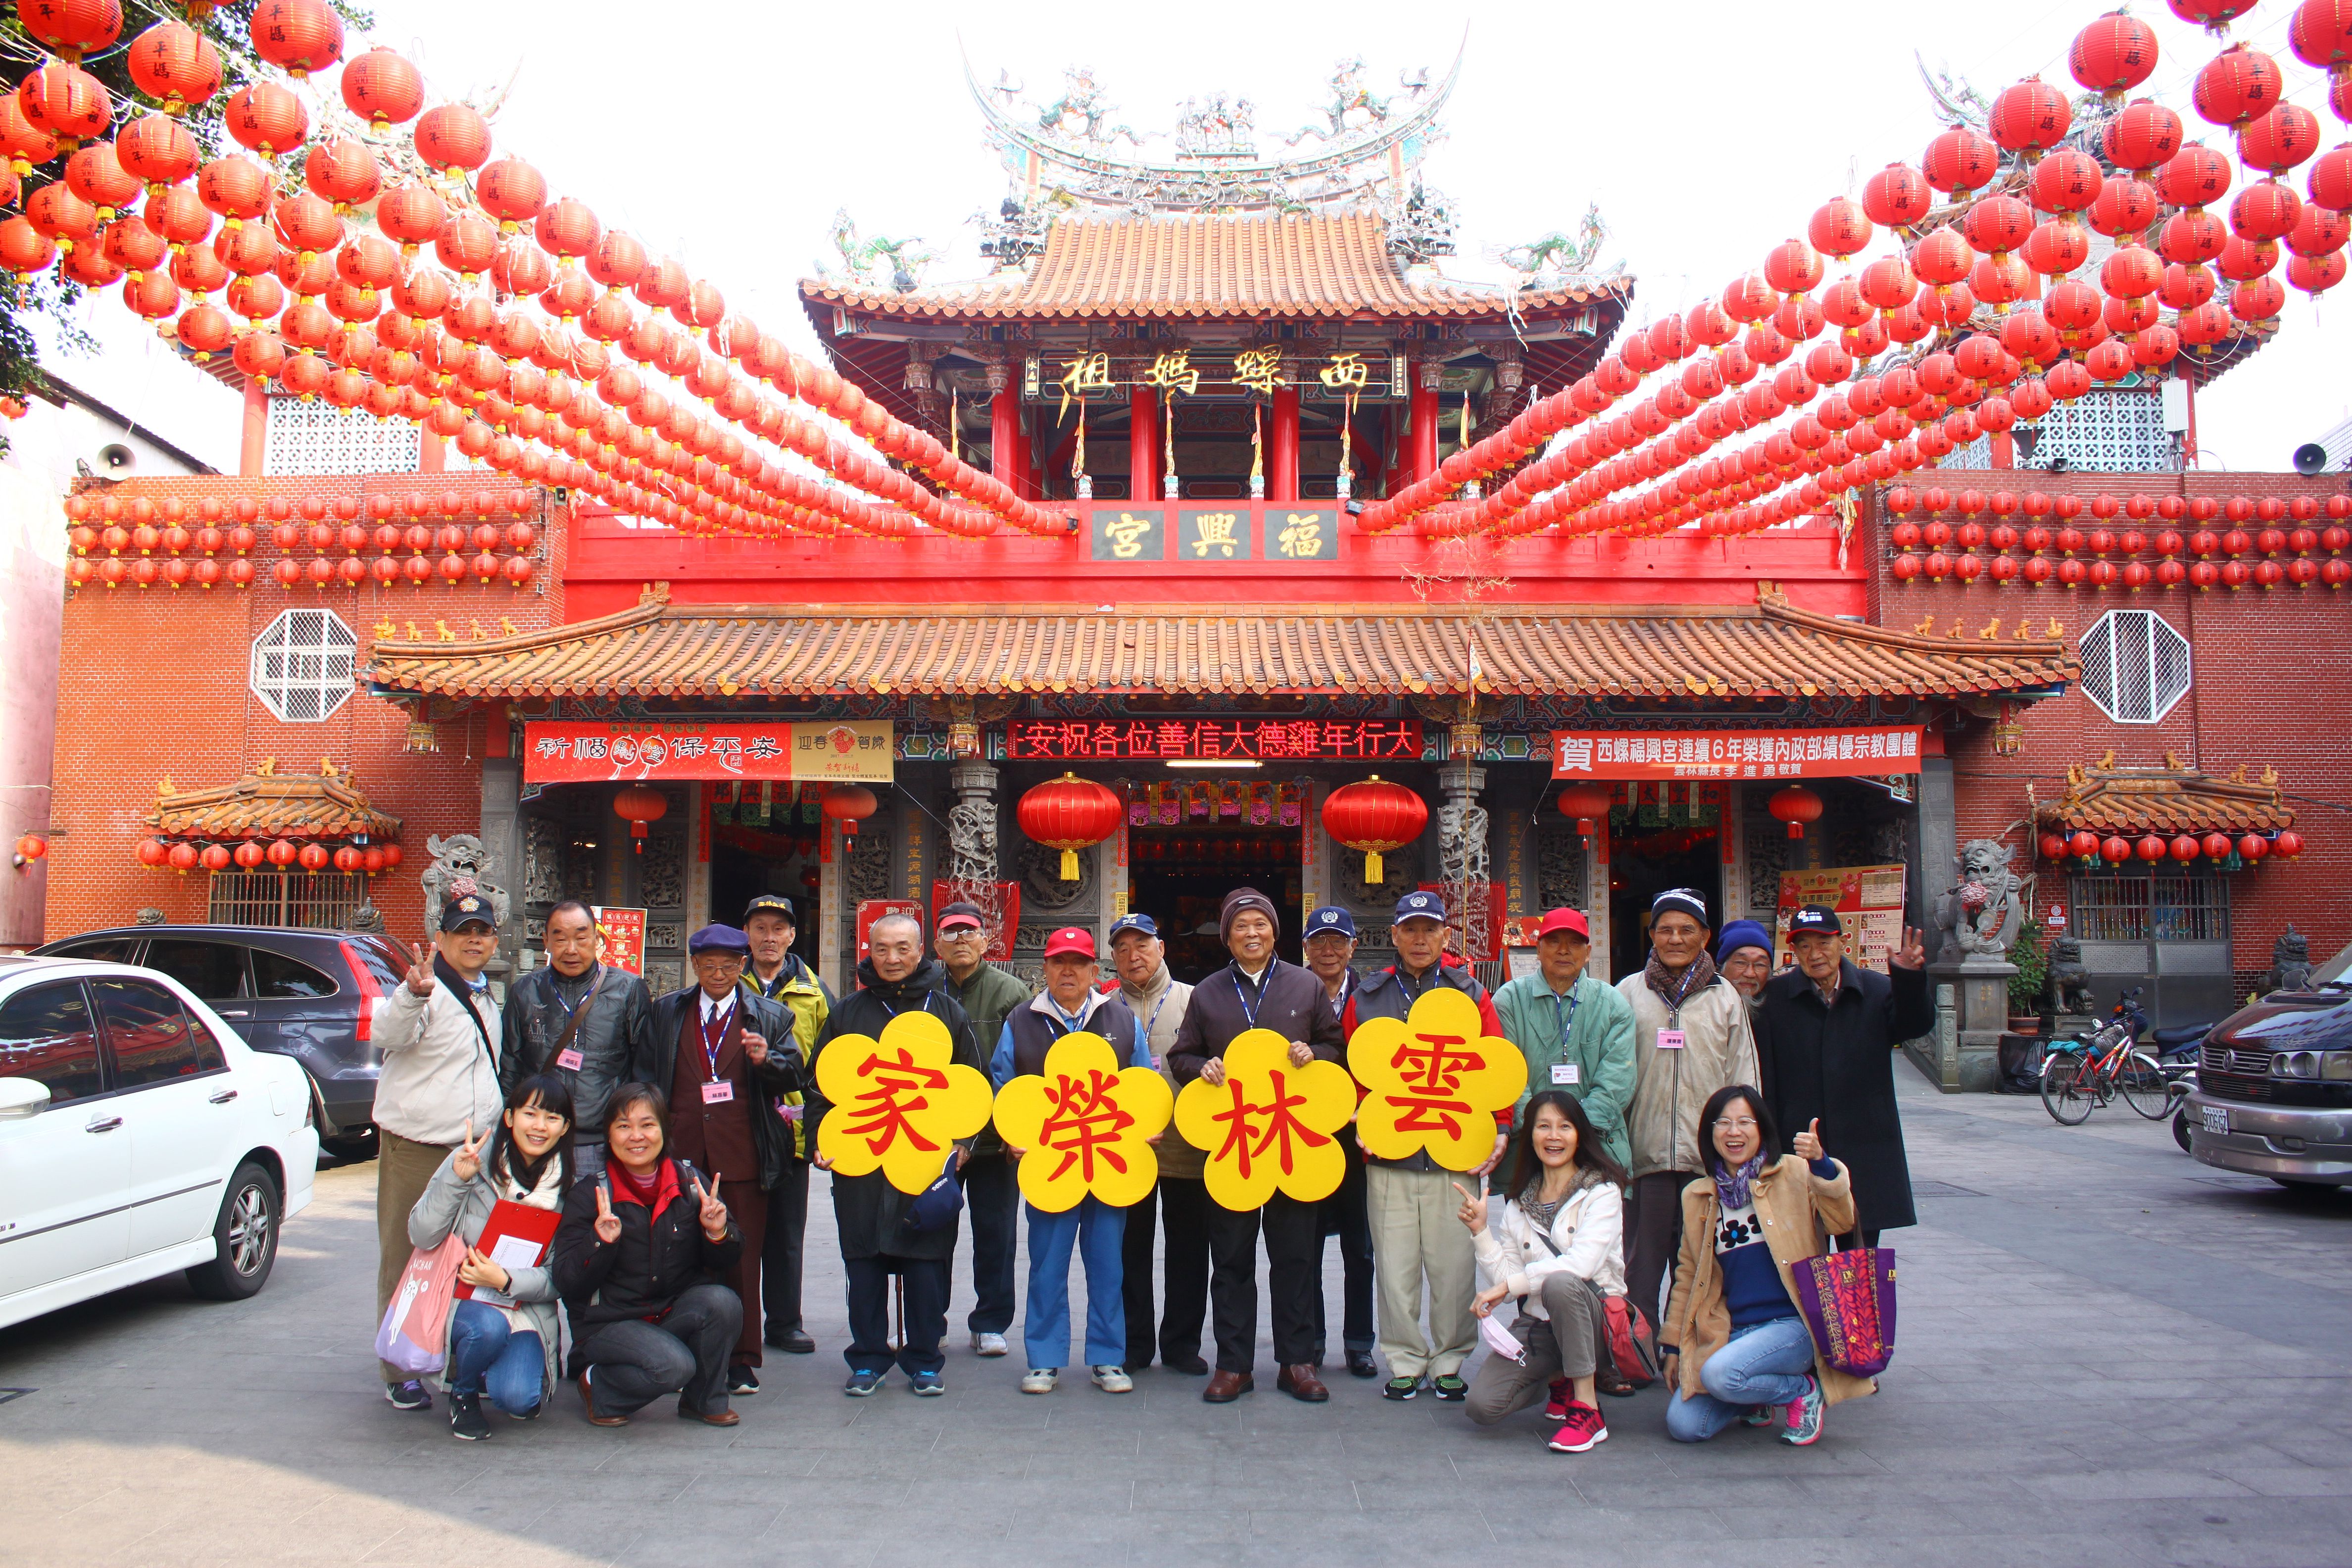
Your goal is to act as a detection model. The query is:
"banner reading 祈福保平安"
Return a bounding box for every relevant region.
[523,721,894,784]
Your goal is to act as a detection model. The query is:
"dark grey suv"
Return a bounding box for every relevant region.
[33,925,410,1156]
[2186,981,2352,1187]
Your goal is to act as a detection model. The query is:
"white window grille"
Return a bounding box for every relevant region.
[263,393,421,476]
[250,608,357,722]
[2077,608,2191,723]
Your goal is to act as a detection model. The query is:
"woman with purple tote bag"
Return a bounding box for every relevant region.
[1657,1085,1884,1447]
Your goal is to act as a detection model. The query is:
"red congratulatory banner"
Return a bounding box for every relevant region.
[1550,727,1923,781]
[524,721,894,784]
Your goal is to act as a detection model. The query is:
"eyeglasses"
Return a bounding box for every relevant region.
[939,928,985,941]
[1712,1116,1759,1131]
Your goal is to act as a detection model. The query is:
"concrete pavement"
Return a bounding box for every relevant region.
[3,1068,2350,1568]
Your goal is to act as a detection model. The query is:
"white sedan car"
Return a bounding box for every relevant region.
[0,954,318,1331]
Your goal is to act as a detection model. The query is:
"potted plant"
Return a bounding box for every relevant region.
[2007,919,2048,1033]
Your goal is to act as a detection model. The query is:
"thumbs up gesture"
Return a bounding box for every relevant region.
[592,1184,623,1245]
[1792,1117,1824,1162]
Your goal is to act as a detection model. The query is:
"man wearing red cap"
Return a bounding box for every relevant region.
[1492,908,1637,1172]
[989,927,1152,1394]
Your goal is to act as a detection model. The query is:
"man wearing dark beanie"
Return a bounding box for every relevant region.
[1168,888,1347,1403]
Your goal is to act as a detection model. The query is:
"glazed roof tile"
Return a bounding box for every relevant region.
[150,768,401,841]
[2035,759,2294,835]
[800,211,1617,322]
[364,597,2076,702]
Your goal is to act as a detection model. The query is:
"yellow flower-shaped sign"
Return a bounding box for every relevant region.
[1174,1028,1357,1211]
[1346,987,1528,1171]
[991,1031,1174,1213]
[814,1010,994,1194]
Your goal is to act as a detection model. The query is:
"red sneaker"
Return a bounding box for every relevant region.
[1546,1401,1609,1453]
[1542,1378,1571,1421]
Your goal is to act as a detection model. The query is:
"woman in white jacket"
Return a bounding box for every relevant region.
[1454,1090,1630,1454]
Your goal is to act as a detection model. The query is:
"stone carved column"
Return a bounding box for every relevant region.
[1437,747,1491,965]
[942,759,1010,947]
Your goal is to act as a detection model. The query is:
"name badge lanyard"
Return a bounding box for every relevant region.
[1547,984,1583,1065]
[1232,967,1271,1031]
[1327,972,1353,1028]
[700,998,735,1081]
[552,964,601,1023]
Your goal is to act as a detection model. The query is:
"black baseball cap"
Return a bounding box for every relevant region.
[1790,904,1843,936]
[743,893,798,927]
[439,893,498,933]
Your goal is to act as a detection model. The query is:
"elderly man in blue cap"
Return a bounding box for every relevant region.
[1301,904,1377,1378]
[642,923,805,1396]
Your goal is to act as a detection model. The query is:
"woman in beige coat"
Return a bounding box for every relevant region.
[1660,1083,1874,1446]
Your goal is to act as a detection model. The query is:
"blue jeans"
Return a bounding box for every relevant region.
[1665,1314,1816,1443]
[447,1299,545,1417]
[1023,1197,1127,1370]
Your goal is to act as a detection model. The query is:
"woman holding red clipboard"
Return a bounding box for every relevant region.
[407,1074,577,1441]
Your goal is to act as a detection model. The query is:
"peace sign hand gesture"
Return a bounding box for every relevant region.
[403,940,436,996]
[1792,1117,1824,1162]
[1891,926,1928,971]
[451,1120,486,1183]
[592,1184,623,1246]
[691,1173,730,1243]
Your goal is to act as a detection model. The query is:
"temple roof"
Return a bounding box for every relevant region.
[801,211,1617,323]
[2034,753,2295,836]
[365,593,2073,702]
[149,763,401,841]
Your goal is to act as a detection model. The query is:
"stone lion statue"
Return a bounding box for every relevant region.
[421,832,511,929]
[1935,837,2027,961]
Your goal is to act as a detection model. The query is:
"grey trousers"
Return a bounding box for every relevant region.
[1463,1273,1610,1426]
[573,1282,741,1418]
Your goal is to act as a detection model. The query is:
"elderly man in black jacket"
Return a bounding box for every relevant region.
[502,900,656,1172]
[806,911,986,1397]
[641,925,806,1397]
[1168,888,1347,1404]
[1755,906,1935,1248]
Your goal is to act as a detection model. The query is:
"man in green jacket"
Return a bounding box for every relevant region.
[1491,908,1636,1172]
[934,900,1033,1358]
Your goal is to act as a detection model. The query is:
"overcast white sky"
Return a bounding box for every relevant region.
[48,0,2349,476]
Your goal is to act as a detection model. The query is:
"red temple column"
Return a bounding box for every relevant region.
[1409,364,1441,488]
[991,385,1025,500]
[1270,385,1300,502]
[239,378,266,477]
[1130,385,1158,501]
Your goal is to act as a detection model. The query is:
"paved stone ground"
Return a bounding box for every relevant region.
[4,1070,2351,1568]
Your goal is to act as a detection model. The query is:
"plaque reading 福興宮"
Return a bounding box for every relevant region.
[1090,508,1167,562]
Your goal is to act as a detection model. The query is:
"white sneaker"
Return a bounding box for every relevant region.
[973,1331,1009,1358]
[1020,1367,1059,1394]
[1090,1365,1133,1394]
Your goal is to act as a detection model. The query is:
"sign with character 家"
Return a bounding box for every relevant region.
[813,1012,994,1193]
[1173,1030,1357,1210]
[1345,989,1526,1170]
[990,1033,1174,1211]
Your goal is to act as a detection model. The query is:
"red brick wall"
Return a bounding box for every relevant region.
[1870,470,2352,977]
[46,474,566,946]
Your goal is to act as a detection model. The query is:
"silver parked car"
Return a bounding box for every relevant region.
[2185,981,2352,1187]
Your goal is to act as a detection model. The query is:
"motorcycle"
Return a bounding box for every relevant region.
[2148,1021,2211,1153]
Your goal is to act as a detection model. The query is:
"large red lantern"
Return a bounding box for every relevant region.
[1768,784,1824,840]
[613,784,669,854]
[2274,829,2304,859]
[296,842,329,872]
[199,842,232,872]
[168,841,200,874]
[2202,831,2233,860]
[1555,782,1615,840]
[2069,830,2102,859]
[233,840,265,869]
[2238,832,2271,862]
[2101,835,2133,864]
[2039,832,2068,861]
[266,838,298,867]
[1321,775,1430,886]
[136,836,169,868]
[1016,774,1122,881]
[2134,833,2167,862]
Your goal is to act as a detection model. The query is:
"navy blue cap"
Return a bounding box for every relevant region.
[1392,890,1447,926]
[1304,905,1358,939]
[1790,904,1843,936]
[687,923,751,955]
[438,894,498,933]
[1108,913,1160,941]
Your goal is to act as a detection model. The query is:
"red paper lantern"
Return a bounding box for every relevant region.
[297,842,330,872]
[1011,775,1121,881]
[2274,829,2305,859]
[2069,831,2102,859]
[233,840,265,869]
[198,842,232,872]
[613,784,669,854]
[168,841,200,873]
[2101,835,2133,863]
[2134,833,2166,862]
[2169,834,2201,862]
[2238,833,2271,862]
[2039,832,2067,861]
[1321,775,1430,886]
[332,845,362,873]
[1556,782,1614,840]
[266,838,298,867]
[2202,831,2233,860]
[136,836,168,868]
[822,783,883,840]
[1768,784,1824,840]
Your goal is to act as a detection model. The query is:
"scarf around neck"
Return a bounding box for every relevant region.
[1645,949,1718,1014]
[1519,1160,1605,1230]
[1711,1151,1768,1211]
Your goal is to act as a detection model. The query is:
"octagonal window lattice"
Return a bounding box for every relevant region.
[2077,608,2191,724]
[251,607,358,722]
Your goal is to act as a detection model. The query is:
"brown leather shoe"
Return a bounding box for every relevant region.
[578,1372,626,1427]
[1202,1369,1254,1403]
[679,1402,740,1426]
[1276,1363,1330,1403]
